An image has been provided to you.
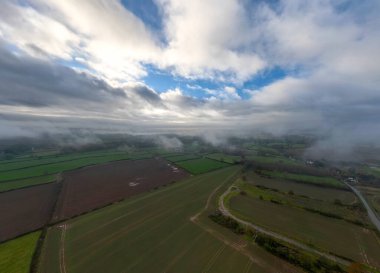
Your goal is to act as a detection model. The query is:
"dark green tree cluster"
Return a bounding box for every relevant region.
[247,231,344,273]
[209,211,345,273]
[208,211,244,234]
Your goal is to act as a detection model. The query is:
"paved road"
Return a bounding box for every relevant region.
[218,186,350,266]
[344,182,380,232]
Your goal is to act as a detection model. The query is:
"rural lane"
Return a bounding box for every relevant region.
[218,186,350,266]
[344,182,380,232]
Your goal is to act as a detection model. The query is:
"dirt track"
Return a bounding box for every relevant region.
[52,158,188,221]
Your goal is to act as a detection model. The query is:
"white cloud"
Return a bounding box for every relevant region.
[0,1,79,59]
[157,0,266,82]
[0,0,380,152]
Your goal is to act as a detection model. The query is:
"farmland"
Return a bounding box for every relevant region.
[247,155,301,166]
[0,175,56,192]
[245,172,356,204]
[228,192,380,268]
[358,186,380,216]
[206,153,241,164]
[0,183,58,241]
[237,179,370,226]
[175,158,230,174]
[164,154,200,162]
[0,150,126,172]
[261,170,346,189]
[0,231,40,273]
[0,153,131,181]
[52,158,188,221]
[0,151,153,192]
[36,166,303,273]
[1,135,380,273]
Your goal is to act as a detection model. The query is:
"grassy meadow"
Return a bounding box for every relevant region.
[245,172,356,204]
[228,194,380,268]
[206,153,241,164]
[164,154,200,162]
[261,170,346,189]
[175,158,230,174]
[0,231,40,273]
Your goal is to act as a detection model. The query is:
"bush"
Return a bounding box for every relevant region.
[208,211,245,234]
[251,232,344,273]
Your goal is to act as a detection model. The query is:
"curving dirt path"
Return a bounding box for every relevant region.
[219,186,350,267]
[344,182,380,232]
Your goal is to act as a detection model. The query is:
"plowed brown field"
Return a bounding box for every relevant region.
[0,183,58,242]
[52,158,188,221]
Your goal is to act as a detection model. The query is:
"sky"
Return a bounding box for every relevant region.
[0,0,380,149]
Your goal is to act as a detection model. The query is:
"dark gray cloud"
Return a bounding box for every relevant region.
[127,83,164,107]
[0,42,125,108]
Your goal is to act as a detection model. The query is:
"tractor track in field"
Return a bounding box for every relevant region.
[124,222,190,272]
[243,259,253,273]
[201,244,226,273]
[70,196,208,270]
[162,231,206,273]
[59,224,68,273]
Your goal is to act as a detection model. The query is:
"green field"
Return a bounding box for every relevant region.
[361,166,380,179]
[228,194,380,268]
[0,150,124,172]
[0,154,132,181]
[175,158,230,174]
[358,186,380,216]
[0,152,153,191]
[206,153,241,164]
[236,180,369,227]
[37,167,302,273]
[244,144,282,156]
[261,170,346,189]
[246,172,356,204]
[0,175,56,192]
[164,154,200,162]
[0,231,41,273]
[246,155,302,166]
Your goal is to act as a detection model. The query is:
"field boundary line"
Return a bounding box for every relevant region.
[28,174,63,273]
